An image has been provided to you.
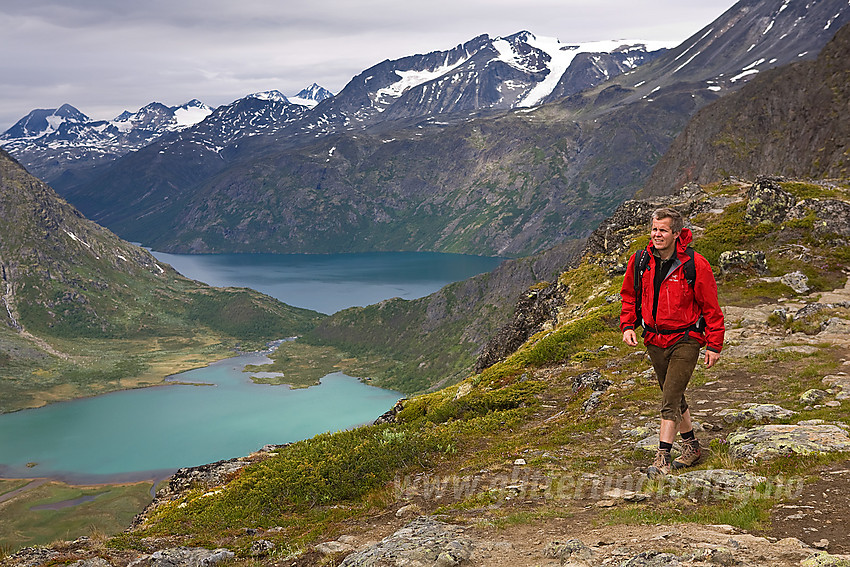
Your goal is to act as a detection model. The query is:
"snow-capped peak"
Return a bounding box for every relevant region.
[246,90,289,103]
[289,84,334,108]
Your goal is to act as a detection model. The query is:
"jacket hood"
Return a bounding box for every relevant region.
[677,228,693,251]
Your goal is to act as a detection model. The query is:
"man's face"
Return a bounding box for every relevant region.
[650,217,679,257]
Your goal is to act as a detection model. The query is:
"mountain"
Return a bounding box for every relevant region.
[0,84,333,187]
[35,33,668,251]
[288,83,334,107]
[0,147,322,413]
[0,99,213,187]
[301,32,668,129]
[641,20,850,195]
[42,0,850,257]
[1,103,90,139]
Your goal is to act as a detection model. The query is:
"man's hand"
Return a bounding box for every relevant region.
[622,329,638,347]
[704,349,721,368]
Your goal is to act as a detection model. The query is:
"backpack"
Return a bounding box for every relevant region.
[632,247,703,333]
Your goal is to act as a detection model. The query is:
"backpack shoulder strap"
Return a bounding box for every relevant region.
[633,250,649,291]
[683,247,696,288]
[632,249,649,328]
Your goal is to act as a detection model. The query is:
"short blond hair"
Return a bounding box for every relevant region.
[651,207,684,234]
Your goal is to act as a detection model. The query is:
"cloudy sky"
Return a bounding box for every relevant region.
[0,0,739,132]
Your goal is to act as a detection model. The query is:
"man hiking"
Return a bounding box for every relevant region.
[620,207,725,477]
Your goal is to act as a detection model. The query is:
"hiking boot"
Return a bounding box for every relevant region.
[647,448,671,478]
[672,438,702,470]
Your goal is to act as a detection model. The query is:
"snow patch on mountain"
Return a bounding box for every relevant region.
[519,36,675,107]
[174,101,213,127]
[377,60,469,102]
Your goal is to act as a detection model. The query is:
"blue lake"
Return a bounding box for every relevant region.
[0,252,504,483]
[151,251,506,314]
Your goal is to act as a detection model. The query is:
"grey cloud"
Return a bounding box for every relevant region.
[0,0,739,131]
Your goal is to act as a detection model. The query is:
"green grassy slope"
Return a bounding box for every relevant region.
[0,149,323,413]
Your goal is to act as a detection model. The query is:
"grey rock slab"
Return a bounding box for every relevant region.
[129,548,235,567]
[673,469,767,497]
[728,424,850,459]
[715,403,797,423]
[338,516,474,567]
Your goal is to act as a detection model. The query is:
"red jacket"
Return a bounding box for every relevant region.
[619,228,724,352]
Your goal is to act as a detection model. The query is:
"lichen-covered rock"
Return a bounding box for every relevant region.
[129,548,235,567]
[4,547,59,567]
[800,389,829,404]
[674,469,767,497]
[71,559,113,567]
[543,539,593,563]
[787,198,850,237]
[338,517,473,567]
[715,403,797,423]
[316,541,355,556]
[719,250,768,274]
[572,369,612,392]
[248,540,275,557]
[823,374,850,400]
[801,552,850,566]
[744,177,796,225]
[780,271,810,293]
[795,302,850,321]
[728,424,850,459]
[620,550,683,566]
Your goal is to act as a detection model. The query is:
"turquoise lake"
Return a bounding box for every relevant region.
[0,252,504,483]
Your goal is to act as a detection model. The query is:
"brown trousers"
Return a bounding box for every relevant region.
[646,337,701,424]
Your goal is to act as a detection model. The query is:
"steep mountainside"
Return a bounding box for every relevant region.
[47,0,850,257]
[558,0,850,109]
[0,148,322,413]
[295,238,585,394]
[642,22,850,195]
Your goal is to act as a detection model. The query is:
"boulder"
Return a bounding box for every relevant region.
[338,516,473,567]
[744,177,796,225]
[799,389,829,404]
[543,539,593,564]
[248,540,275,557]
[823,374,850,400]
[787,198,850,237]
[715,403,796,423]
[728,424,850,459]
[719,250,768,275]
[780,271,810,294]
[129,548,235,567]
[316,541,355,556]
[801,552,850,566]
[673,469,767,498]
